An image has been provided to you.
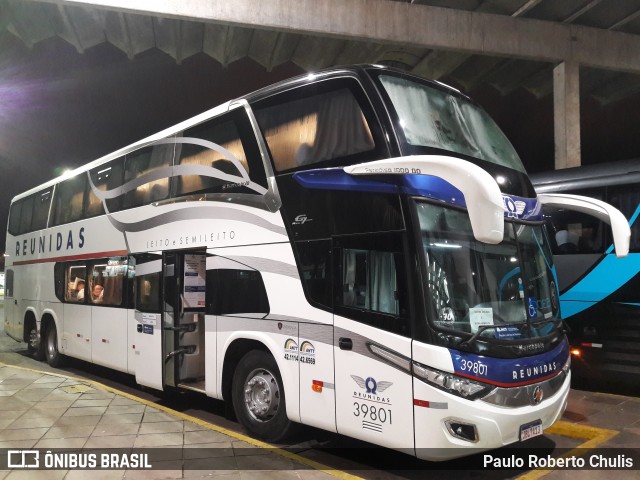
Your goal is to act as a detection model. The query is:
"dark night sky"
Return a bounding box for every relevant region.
[0,30,303,253]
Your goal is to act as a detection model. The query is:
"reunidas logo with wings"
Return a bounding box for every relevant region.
[351,375,393,404]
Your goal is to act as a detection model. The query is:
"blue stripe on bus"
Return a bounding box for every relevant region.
[562,201,640,317]
[293,168,467,207]
[293,168,543,220]
[449,340,569,387]
[560,253,640,317]
[606,201,640,254]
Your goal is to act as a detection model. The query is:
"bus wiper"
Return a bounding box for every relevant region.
[457,320,526,349]
[457,317,560,350]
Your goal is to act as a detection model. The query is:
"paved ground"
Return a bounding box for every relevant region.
[0,362,339,480]
[0,305,338,479]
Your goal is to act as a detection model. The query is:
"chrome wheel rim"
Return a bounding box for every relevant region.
[243,368,280,422]
[28,329,39,350]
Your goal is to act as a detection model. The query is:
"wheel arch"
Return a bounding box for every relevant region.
[221,337,270,406]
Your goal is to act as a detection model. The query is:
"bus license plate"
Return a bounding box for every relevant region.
[519,420,543,441]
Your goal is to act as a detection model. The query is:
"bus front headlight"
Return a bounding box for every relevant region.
[413,362,495,400]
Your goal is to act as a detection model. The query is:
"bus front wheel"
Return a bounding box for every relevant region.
[232,350,293,442]
[44,323,64,368]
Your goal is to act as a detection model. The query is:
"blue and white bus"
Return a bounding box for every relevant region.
[532,159,640,384]
[4,65,630,460]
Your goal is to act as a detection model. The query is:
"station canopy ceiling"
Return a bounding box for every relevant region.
[2,0,640,105]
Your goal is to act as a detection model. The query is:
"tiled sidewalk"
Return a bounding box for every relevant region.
[0,364,338,480]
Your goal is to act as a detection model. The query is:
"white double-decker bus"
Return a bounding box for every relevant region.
[3,65,630,460]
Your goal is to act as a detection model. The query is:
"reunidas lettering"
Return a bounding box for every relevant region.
[512,361,557,380]
[15,227,85,257]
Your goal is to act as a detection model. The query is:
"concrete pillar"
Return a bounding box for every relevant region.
[553,61,581,169]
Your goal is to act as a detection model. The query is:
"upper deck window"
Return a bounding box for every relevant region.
[32,189,52,231]
[8,201,21,235]
[254,81,379,173]
[8,188,53,235]
[51,175,87,226]
[378,74,525,173]
[122,144,174,209]
[87,158,124,215]
[18,195,34,234]
[175,108,267,197]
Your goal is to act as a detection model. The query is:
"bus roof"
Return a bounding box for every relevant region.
[241,64,466,104]
[530,158,640,193]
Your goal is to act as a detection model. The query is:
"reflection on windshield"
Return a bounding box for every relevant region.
[417,202,559,342]
[380,75,525,173]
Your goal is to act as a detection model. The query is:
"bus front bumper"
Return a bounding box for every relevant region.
[413,371,570,462]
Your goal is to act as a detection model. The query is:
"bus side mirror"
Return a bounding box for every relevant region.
[537,193,631,258]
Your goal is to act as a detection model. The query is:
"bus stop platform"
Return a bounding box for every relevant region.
[0,362,340,480]
[1,352,640,479]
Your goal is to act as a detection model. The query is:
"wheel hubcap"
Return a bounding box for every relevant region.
[243,368,280,422]
[28,329,40,350]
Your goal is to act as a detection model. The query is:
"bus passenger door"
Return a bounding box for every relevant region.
[163,251,207,390]
[132,254,163,390]
[332,234,415,452]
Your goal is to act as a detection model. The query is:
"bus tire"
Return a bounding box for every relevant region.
[232,349,293,442]
[44,323,64,368]
[26,321,44,361]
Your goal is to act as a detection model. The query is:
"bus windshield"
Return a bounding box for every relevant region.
[416,201,560,344]
[379,74,526,173]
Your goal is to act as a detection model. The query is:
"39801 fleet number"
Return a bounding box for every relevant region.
[459,359,488,376]
[353,402,392,424]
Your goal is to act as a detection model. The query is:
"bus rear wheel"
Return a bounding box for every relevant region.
[44,323,64,368]
[232,350,293,442]
[27,324,44,361]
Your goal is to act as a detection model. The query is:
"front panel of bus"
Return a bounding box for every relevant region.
[374,70,570,458]
[251,67,570,459]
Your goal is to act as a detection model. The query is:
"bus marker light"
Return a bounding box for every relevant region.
[414,399,448,409]
[312,380,323,393]
[570,348,581,357]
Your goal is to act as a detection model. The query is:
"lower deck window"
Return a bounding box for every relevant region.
[57,257,128,307]
[89,258,127,305]
[342,249,399,316]
[136,272,161,313]
[65,265,86,303]
[206,268,269,316]
[334,233,409,336]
